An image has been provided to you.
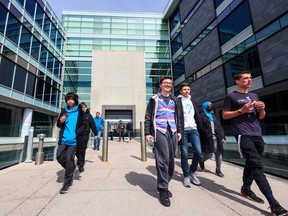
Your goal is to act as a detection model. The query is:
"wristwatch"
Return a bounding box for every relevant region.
[237,109,243,114]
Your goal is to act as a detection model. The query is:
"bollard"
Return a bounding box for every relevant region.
[25,127,34,163]
[140,121,147,161]
[102,120,108,162]
[35,133,46,165]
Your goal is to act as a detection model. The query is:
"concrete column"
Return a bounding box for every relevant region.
[21,108,33,142]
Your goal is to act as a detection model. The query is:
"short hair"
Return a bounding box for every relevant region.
[159,76,172,84]
[234,70,251,81]
[65,92,79,105]
[80,102,87,107]
[180,82,190,91]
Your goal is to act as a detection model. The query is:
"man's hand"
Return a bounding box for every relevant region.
[177,133,182,141]
[221,139,226,144]
[146,135,154,143]
[94,136,98,140]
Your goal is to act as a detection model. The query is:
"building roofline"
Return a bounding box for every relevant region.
[162,0,181,20]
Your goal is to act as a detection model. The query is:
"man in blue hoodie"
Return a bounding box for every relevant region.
[93,112,104,150]
[56,92,84,194]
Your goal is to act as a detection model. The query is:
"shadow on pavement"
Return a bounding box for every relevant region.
[125,171,158,199]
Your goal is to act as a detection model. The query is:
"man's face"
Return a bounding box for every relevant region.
[236,73,252,89]
[180,86,191,98]
[67,98,75,107]
[160,79,173,92]
[96,112,100,117]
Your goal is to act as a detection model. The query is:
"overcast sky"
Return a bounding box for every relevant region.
[47,0,170,20]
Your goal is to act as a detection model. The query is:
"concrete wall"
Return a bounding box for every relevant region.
[91,50,146,125]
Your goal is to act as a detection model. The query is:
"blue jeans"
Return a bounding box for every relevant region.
[180,129,202,177]
[94,130,102,149]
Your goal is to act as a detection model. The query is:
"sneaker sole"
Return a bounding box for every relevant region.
[240,192,264,204]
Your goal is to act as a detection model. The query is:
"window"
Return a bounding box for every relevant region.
[25,0,36,18]
[14,65,27,93]
[171,33,182,56]
[26,72,36,96]
[218,1,251,46]
[170,10,180,31]
[31,37,41,60]
[215,0,225,8]
[0,4,7,34]
[0,56,15,88]
[35,4,44,28]
[35,78,44,100]
[173,59,185,81]
[19,27,32,54]
[6,13,20,45]
[224,46,262,88]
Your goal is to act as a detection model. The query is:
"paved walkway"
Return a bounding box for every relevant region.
[0,139,287,216]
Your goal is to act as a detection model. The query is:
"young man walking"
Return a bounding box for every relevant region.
[56,92,84,194]
[177,83,203,187]
[93,112,104,150]
[222,70,287,215]
[144,76,182,207]
[75,102,98,172]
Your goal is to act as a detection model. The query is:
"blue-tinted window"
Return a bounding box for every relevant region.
[215,0,225,8]
[31,37,40,60]
[19,27,31,54]
[224,46,262,88]
[47,52,54,72]
[171,33,182,56]
[14,65,27,93]
[63,81,91,87]
[40,46,48,67]
[0,4,8,34]
[35,4,44,28]
[0,56,15,88]
[43,15,51,36]
[25,0,36,18]
[26,72,36,96]
[173,59,184,81]
[35,78,44,100]
[44,83,51,103]
[50,23,56,43]
[170,10,180,31]
[16,0,24,6]
[218,1,251,46]
[51,87,59,106]
[6,13,20,45]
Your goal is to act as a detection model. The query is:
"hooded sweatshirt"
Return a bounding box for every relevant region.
[61,105,79,146]
[178,94,197,130]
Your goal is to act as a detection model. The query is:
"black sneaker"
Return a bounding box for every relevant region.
[199,161,205,171]
[240,187,264,204]
[159,189,170,207]
[157,188,172,198]
[60,184,71,194]
[215,168,224,178]
[79,166,85,172]
[270,200,287,216]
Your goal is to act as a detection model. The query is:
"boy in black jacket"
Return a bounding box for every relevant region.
[76,102,98,172]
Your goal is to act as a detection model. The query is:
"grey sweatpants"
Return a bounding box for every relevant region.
[154,129,177,190]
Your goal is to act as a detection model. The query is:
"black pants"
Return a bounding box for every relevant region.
[76,134,89,167]
[239,135,272,196]
[154,129,177,190]
[57,144,76,185]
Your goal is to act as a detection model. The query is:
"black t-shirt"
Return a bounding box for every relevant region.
[223,91,262,136]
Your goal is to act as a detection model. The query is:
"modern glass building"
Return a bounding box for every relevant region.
[0,0,65,141]
[62,11,171,109]
[164,0,288,178]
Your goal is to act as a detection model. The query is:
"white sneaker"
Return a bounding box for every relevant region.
[183,176,191,187]
[190,173,201,186]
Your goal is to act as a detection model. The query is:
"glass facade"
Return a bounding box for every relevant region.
[63,11,171,107]
[0,0,66,138]
[165,0,288,178]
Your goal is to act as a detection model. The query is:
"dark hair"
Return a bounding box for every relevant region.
[180,82,190,91]
[159,76,172,84]
[65,92,79,105]
[234,70,251,81]
[81,102,87,107]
